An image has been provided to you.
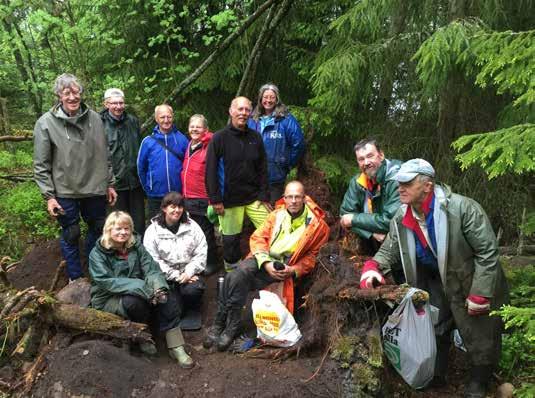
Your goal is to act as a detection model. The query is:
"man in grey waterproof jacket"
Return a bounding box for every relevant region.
[101,88,145,235]
[33,74,117,281]
[340,138,401,253]
[360,158,509,398]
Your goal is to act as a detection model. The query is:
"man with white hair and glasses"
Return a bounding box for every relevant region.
[101,88,145,235]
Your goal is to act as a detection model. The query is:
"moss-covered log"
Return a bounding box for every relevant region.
[47,303,152,342]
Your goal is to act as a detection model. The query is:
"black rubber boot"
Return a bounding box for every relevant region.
[217,308,242,352]
[202,303,227,349]
[464,365,493,398]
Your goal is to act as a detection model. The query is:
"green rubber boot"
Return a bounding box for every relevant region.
[166,327,193,369]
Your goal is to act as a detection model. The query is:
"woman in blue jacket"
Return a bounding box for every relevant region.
[137,104,188,219]
[248,83,305,203]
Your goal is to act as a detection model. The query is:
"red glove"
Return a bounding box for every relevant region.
[466,294,490,316]
[359,260,385,289]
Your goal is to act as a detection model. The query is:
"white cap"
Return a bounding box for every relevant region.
[104,88,124,100]
[394,158,435,183]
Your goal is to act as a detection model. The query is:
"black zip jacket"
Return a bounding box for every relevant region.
[205,124,269,207]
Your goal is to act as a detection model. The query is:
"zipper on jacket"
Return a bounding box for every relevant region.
[64,122,71,140]
[183,143,191,197]
[165,134,171,192]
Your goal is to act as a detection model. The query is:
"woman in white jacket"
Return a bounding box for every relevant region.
[144,191,207,320]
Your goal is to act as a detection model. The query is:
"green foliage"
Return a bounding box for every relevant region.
[494,264,535,389]
[314,155,356,210]
[452,124,535,178]
[0,149,33,170]
[0,181,58,243]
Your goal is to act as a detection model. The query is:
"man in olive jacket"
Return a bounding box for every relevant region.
[360,159,509,398]
[33,74,117,281]
[101,88,145,235]
[340,138,401,253]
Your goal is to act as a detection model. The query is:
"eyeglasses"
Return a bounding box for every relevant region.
[107,101,125,106]
[61,89,81,98]
[284,195,304,200]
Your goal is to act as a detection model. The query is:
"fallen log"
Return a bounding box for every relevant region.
[46,302,152,343]
[0,135,32,143]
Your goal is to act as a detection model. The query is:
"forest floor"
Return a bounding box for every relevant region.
[2,239,504,398]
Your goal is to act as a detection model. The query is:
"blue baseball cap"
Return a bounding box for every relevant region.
[394,158,435,183]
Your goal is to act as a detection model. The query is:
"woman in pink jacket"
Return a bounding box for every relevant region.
[181,114,219,275]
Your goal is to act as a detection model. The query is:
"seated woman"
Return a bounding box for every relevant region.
[143,192,207,327]
[89,211,193,368]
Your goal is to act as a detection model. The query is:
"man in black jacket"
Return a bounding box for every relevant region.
[205,96,271,270]
[101,88,145,235]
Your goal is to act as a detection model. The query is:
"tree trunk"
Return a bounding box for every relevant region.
[140,0,280,132]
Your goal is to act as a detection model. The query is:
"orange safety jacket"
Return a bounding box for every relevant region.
[248,195,330,313]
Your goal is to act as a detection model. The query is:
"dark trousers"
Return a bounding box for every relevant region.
[185,198,219,269]
[110,187,145,236]
[147,197,163,221]
[121,293,180,332]
[222,258,277,310]
[167,279,206,317]
[56,196,106,280]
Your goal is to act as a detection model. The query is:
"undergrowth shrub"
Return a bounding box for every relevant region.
[0,181,58,256]
[0,149,33,170]
[496,262,535,397]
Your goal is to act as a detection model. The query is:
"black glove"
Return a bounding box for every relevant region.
[151,288,168,305]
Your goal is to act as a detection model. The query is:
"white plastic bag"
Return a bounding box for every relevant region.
[252,290,302,347]
[382,288,437,389]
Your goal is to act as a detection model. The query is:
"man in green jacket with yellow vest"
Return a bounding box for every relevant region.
[360,159,509,398]
[340,138,401,253]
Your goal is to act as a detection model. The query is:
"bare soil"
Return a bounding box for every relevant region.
[6,240,484,398]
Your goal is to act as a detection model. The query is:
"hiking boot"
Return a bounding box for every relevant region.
[169,346,194,369]
[139,341,158,356]
[464,365,492,398]
[217,308,242,352]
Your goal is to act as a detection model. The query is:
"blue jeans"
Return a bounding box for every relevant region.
[56,196,106,280]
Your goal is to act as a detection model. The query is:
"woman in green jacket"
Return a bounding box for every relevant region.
[89,211,193,368]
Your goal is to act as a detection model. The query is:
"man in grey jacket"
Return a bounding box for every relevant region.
[360,159,509,398]
[33,74,117,281]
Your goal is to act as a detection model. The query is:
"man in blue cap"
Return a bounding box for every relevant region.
[360,158,509,398]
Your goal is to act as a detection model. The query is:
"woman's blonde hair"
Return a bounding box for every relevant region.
[100,211,136,250]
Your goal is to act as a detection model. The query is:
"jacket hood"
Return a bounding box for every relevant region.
[51,102,90,125]
[188,131,213,148]
[200,131,213,145]
[274,195,325,220]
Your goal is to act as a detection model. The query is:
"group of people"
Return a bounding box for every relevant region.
[33,73,507,398]
[340,139,509,398]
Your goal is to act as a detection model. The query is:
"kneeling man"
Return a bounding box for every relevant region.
[360,159,509,398]
[204,181,329,351]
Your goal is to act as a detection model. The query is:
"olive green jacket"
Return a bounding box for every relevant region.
[374,184,509,365]
[100,110,142,191]
[339,159,402,239]
[33,103,114,199]
[89,236,168,318]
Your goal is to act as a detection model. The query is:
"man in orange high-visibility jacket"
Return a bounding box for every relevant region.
[203,180,329,352]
